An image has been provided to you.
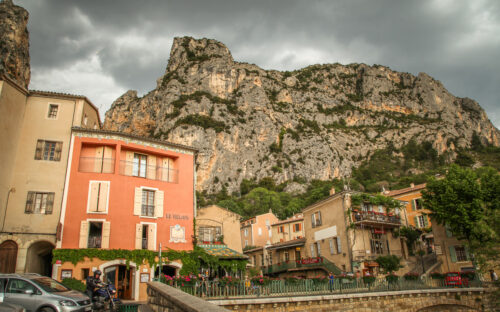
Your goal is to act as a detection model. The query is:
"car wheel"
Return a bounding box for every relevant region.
[39,307,56,312]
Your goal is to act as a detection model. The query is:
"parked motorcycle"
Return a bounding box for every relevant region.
[92,282,121,311]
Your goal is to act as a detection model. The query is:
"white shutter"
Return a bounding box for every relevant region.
[88,182,99,212]
[135,224,142,249]
[98,182,109,212]
[310,244,315,257]
[148,223,157,250]
[329,239,335,255]
[134,187,142,216]
[147,155,156,179]
[337,236,342,254]
[103,146,114,173]
[154,190,164,218]
[79,221,89,248]
[101,221,110,249]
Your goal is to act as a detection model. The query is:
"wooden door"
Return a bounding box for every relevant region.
[0,240,18,273]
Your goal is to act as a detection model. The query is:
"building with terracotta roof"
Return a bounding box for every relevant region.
[240,211,278,249]
[384,183,431,229]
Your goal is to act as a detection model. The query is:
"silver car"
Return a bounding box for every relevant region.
[0,274,91,312]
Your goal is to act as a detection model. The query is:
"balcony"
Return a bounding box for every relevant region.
[264,257,341,275]
[119,160,178,183]
[352,211,401,228]
[78,157,115,173]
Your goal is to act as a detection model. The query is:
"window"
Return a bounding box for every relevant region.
[6,279,38,294]
[316,242,321,256]
[329,239,335,255]
[412,198,424,210]
[198,226,222,243]
[81,268,90,280]
[141,190,155,217]
[258,227,262,236]
[87,181,109,213]
[25,192,54,214]
[142,224,149,249]
[245,240,248,247]
[284,251,289,262]
[83,114,88,126]
[311,211,322,228]
[47,104,58,118]
[261,255,264,266]
[310,244,316,257]
[35,140,62,161]
[455,246,468,262]
[244,228,248,237]
[415,215,429,228]
[133,153,147,177]
[293,223,301,232]
[370,234,385,255]
[88,222,103,248]
[278,226,284,233]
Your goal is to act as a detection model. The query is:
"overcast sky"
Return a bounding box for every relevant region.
[16,0,500,128]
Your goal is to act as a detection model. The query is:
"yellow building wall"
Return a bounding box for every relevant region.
[196,205,243,253]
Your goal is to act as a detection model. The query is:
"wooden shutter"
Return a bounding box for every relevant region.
[98,182,109,213]
[336,236,342,254]
[25,192,35,213]
[464,246,470,261]
[445,224,453,237]
[148,223,157,250]
[135,224,142,249]
[154,190,164,218]
[54,142,63,161]
[414,216,419,228]
[88,182,99,212]
[411,199,416,211]
[101,221,110,249]
[147,155,156,179]
[449,246,457,263]
[79,221,89,248]
[125,151,134,175]
[311,214,316,228]
[317,242,321,256]
[103,146,113,173]
[45,193,54,214]
[94,147,104,172]
[310,244,315,257]
[133,187,142,215]
[317,211,322,225]
[423,215,429,227]
[35,140,43,160]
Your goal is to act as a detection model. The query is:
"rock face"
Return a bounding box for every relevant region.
[104,37,500,193]
[0,0,30,89]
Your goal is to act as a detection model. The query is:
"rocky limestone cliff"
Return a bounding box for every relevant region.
[104,37,500,194]
[0,0,30,89]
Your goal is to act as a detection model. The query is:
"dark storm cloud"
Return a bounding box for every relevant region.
[16,0,500,127]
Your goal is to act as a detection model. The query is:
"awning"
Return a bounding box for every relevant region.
[198,244,248,259]
[364,261,379,267]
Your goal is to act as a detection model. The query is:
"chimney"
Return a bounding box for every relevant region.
[330,188,336,196]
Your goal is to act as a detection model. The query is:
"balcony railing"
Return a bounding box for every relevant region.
[88,236,102,248]
[263,257,342,275]
[78,157,115,173]
[352,211,402,228]
[119,160,178,183]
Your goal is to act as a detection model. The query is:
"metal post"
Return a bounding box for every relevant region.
[159,243,162,279]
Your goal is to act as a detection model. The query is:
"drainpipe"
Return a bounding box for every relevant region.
[1,187,15,232]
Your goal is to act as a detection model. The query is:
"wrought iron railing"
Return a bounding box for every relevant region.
[262,257,342,275]
[119,160,178,183]
[88,236,101,248]
[78,157,115,173]
[156,275,482,299]
[353,211,402,226]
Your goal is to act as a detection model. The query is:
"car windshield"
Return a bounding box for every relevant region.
[31,277,70,292]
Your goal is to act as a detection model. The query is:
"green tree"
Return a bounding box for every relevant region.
[398,226,422,256]
[375,255,402,273]
[422,165,500,268]
[242,187,282,218]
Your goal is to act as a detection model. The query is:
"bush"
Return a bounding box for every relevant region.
[385,274,399,283]
[430,272,444,279]
[403,272,420,281]
[61,278,86,292]
[363,276,376,284]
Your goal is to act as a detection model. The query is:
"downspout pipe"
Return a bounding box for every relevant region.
[1,187,15,232]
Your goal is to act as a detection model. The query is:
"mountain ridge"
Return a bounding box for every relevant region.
[104,36,500,194]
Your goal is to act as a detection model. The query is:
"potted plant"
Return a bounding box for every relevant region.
[403,272,420,281]
[385,273,399,283]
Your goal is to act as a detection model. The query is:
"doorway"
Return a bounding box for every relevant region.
[0,240,18,273]
[104,265,133,300]
[154,265,177,278]
[25,241,53,276]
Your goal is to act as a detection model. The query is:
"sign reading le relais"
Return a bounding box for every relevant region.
[165,213,189,220]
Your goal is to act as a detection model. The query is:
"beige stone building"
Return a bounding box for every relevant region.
[196,205,243,253]
[301,191,408,277]
[0,75,100,275]
[430,218,474,273]
[240,211,278,249]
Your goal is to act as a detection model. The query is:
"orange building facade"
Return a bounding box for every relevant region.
[54,127,197,301]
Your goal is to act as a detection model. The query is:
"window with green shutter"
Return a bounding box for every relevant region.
[449,246,457,262]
